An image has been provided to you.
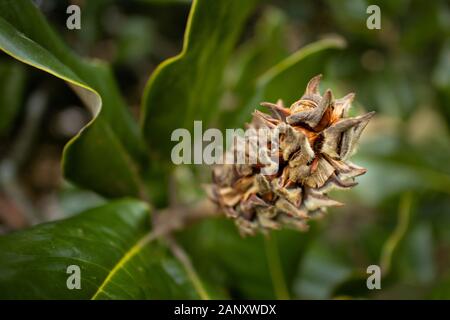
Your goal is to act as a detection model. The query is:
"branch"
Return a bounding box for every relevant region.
[152,197,221,237]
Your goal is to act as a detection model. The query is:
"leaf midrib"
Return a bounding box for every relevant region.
[91,231,210,300]
[91,231,156,299]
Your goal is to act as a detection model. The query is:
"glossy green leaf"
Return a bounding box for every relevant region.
[141,0,258,159]
[0,199,208,299]
[0,0,148,199]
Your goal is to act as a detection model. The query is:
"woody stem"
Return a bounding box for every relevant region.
[152,197,221,236]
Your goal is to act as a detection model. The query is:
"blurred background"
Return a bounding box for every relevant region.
[0,0,449,299]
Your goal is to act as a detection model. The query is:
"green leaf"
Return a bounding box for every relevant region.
[0,199,208,299]
[179,218,316,299]
[380,192,413,275]
[356,142,450,202]
[224,7,289,108]
[141,0,258,160]
[0,1,148,199]
[331,193,414,298]
[293,236,353,299]
[0,61,26,137]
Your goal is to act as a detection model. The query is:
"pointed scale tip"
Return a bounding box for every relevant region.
[305,74,323,95]
[323,89,333,102]
[365,110,376,118]
[333,92,356,118]
[260,101,290,120]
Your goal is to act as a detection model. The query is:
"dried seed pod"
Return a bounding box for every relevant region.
[208,75,374,236]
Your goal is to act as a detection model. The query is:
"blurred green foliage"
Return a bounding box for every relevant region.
[0,0,449,299]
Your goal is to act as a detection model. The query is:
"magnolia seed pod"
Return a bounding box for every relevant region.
[208,74,374,236]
